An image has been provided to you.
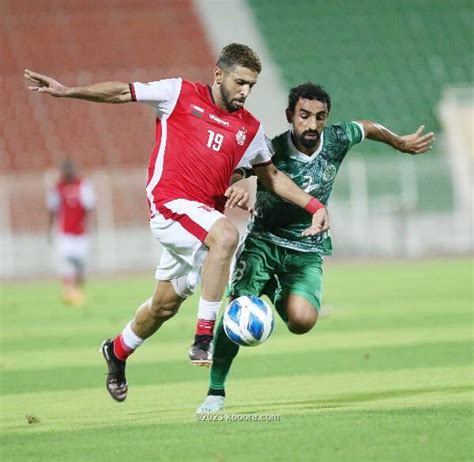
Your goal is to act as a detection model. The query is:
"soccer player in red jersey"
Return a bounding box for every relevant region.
[47,159,95,306]
[25,43,329,402]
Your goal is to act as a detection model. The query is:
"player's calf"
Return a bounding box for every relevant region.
[133,283,185,339]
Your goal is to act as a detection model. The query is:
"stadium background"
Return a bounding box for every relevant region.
[0,1,472,461]
[1,0,472,277]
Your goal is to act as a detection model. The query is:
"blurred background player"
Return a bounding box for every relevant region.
[46,159,95,306]
[197,81,435,413]
[25,44,329,403]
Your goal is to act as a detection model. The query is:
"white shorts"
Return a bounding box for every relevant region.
[55,233,89,278]
[150,199,225,297]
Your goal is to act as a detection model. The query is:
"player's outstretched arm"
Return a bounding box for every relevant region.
[359,121,435,155]
[24,69,132,103]
[254,163,329,235]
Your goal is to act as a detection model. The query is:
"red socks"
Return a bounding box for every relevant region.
[113,335,134,361]
[196,319,215,336]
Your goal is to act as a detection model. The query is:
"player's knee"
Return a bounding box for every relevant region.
[171,275,196,299]
[214,222,239,253]
[287,321,314,334]
[287,311,318,335]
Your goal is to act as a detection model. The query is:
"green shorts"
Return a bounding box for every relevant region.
[228,235,323,311]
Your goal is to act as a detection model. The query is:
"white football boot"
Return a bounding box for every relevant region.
[195,395,225,414]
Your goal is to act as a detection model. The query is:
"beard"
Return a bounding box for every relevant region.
[299,130,320,149]
[220,85,244,112]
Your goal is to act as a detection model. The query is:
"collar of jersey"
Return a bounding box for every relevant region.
[287,130,324,162]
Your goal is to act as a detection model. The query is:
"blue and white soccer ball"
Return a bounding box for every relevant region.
[223,295,274,347]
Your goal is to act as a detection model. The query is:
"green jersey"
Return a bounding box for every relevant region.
[247,121,364,254]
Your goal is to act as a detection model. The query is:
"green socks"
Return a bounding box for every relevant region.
[209,317,240,391]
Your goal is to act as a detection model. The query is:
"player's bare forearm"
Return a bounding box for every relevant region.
[64,82,132,103]
[255,164,329,235]
[360,121,403,148]
[24,69,132,103]
[255,164,313,208]
[359,120,434,155]
[47,212,55,242]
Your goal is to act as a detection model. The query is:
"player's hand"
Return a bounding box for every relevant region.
[224,186,255,215]
[24,69,67,97]
[399,125,435,154]
[302,207,330,236]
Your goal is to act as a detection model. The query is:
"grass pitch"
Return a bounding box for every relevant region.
[1,258,472,461]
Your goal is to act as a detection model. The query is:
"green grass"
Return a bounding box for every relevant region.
[1,258,473,461]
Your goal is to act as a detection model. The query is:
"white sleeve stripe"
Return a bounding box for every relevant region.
[353,121,365,142]
[252,159,273,168]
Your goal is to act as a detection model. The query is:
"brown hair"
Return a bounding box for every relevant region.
[216,43,262,73]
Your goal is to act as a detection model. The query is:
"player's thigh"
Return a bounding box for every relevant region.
[151,199,225,264]
[57,233,89,260]
[151,199,225,294]
[280,252,324,320]
[229,236,280,298]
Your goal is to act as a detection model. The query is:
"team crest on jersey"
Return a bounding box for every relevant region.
[323,164,337,181]
[236,127,247,146]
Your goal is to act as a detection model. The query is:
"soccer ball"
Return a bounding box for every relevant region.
[223,295,274,347]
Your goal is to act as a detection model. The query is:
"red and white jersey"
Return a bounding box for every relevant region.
[129,79,272,214]
[47,178,95,235]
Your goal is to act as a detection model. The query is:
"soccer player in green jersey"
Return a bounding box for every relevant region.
[196,82,434,413]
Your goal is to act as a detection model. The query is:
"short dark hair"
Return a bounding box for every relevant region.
[216,43,262,73]
[288,82,331,113]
